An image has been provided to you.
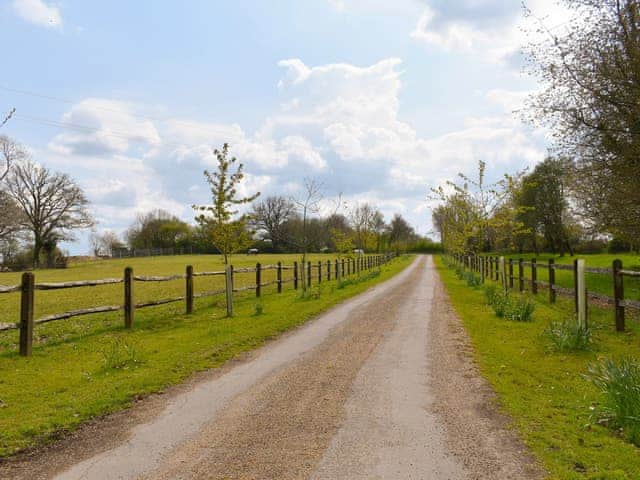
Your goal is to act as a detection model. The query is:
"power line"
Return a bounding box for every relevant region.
[0,85,228,135]
[12,113,209,151]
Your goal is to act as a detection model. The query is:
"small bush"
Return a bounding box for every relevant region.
[588,357,640,446]
[463,271,481,288]
[253,301,264,316]
[485,285,510,317]
[101,337,141,370]
[506,296,535,322]
[544,320,592,352]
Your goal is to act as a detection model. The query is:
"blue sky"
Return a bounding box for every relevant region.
[1,0,570,253]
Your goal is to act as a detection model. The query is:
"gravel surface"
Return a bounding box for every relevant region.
[1,256,544,480]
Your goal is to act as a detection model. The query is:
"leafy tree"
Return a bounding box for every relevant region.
[431,161,526,254]
[126,210,192,250]
[516,157,576,255]
[4,159,94,268]
[525,0,640,246]
[387,213,416,254]
[193,143,260,264]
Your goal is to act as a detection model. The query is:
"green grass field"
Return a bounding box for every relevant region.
[0,253,412,457]
[0,253,356,350]
[480,253,640,303]
[436,255,640,480]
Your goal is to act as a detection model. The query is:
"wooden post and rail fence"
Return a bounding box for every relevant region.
[0,253,396,357]
[450,253,640,332]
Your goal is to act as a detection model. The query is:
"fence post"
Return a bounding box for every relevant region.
[499,256,507,290]
[480,257,485,284]
[508,259,514,289]
[335,259,339,280]
[576,259,587,328]
[186,265,194,314]
[307,261,312,287]
[548,259,556,304]
[256,262,261,298]
[342,258,345,278]
[531,259,538,294]
[327,260,331,281]
[124,267,134,329]
[495,256,500,281]
[518,258,524,292]
[277,262,282,293]
[613,259,625,332]
[19,272,34,357]
[225,265,234,317]
[293,261,299,290]
[573,259,579,313]
[318,261,322,283]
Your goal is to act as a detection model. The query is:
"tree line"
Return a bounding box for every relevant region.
[433,0,640,255]
[1,138,438,271]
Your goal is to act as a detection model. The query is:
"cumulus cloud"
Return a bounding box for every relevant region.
[12,0,62,29]
[49,99,161,156]
[45,56,546,246]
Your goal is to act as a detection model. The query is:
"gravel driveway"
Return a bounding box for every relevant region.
[2,256,543,480]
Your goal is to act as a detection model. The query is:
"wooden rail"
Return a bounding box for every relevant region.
[452,253,640,333]
[1,254,396,356]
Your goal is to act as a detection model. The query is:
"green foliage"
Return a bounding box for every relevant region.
[544,320,593,353]
[337,270,380,289]
[193,143,260,264]
[589,357,640,446]
[253,301,264,316]
[506,296,535,322]
[484,284,534,321]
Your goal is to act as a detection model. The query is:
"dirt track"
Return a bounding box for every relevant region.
[1,256,544,479]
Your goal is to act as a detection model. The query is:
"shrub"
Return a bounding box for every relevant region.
[506,296,535,322]
[464,271,481,288]
[544,320,592,352]
[588,357,640,446]
[253,301,264,316]
[485,285,510,317]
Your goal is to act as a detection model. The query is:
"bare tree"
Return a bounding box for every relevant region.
[5,160,94,268]
[0,135,26,243]
[292,179,323,291]
[249,196,296,251]
[90,230,123,257]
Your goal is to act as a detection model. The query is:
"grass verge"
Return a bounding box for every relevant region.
[435,255,640,480]
[0,255,412,457]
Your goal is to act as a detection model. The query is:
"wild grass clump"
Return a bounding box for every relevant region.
[463,271,481,288]
[485,284,510,318]
[101,336,142,370]
[253,301,264,316]
[588,357,640,446]
[484,284,534,321]
[506,296,535,322]
[544,320,592,352]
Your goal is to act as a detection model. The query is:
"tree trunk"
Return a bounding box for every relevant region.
[33,238,42,269]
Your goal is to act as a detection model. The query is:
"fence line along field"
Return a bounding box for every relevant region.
[0,253,391,356]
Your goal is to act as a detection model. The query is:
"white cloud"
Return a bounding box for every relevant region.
[411,0,572,65]
[44,57,547,249]
[49,99,161,156]
[12,0,62,29]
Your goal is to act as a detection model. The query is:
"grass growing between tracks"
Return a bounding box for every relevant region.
[0,255,412,457]
[435,255,640,480]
